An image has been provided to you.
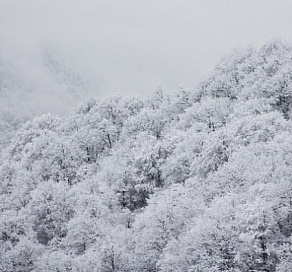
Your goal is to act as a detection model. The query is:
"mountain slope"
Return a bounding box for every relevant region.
[0,51,90,149]
[1,41,292,271]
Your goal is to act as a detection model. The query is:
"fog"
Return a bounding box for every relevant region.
[1,0,292,111]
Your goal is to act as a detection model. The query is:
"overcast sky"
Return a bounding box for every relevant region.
[1,0,292,98]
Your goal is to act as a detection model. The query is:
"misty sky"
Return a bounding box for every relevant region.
[2,0,292,98]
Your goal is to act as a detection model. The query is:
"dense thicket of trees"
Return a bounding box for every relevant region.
[2,41,292,271]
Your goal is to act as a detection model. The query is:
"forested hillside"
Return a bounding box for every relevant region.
[2,41,292,271]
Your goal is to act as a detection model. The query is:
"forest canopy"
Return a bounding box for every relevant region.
[1,41,292,271]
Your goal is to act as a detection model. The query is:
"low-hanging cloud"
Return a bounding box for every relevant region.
[1,0,292,106]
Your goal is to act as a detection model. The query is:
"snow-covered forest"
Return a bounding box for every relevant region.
[2,41,292,271]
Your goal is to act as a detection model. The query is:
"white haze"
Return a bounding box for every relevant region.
[1,0,292,116]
